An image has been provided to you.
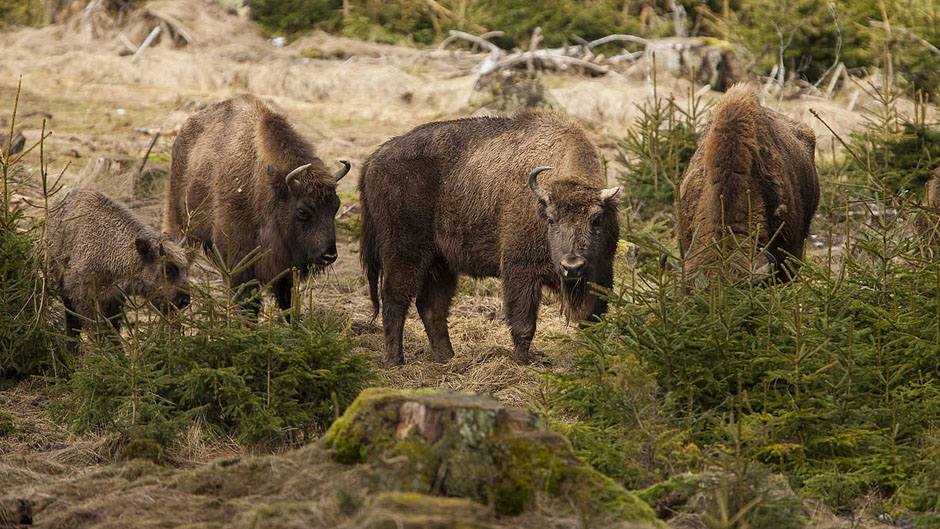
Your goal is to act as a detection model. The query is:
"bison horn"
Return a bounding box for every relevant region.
[333,160,351,182]
[284,163,312,191]
[600,186,621,202]
[528,166,553,203]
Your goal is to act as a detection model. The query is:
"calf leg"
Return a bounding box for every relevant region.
[502,271,542,365]
[63,297,82,355]
[415,261,457,363]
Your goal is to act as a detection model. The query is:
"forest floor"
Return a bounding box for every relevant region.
[0,1,923,527]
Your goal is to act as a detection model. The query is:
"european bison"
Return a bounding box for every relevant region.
[47,189,192,352]
[359,112,621,367]
[163,95,350,311]
[677,84,819,280]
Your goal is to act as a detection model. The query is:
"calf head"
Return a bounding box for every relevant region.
[133,235,192,312]
[529,166,620,283]
[267,160,350,272]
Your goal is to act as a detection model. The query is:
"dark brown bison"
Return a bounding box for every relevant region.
[677,83,819,280]
[359,112,621,367]
[163,94,350,311]
[47,189,192,352]
[915,166,940,248]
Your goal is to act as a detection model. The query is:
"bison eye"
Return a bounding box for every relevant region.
[164,262,178,279]
[296,208,311,221]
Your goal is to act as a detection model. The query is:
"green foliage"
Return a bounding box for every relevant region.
[56,250,376,449]
[0,409,14,436]
[251,0,343,37]
[0,88,67,380]
[616,89,707,221]
[552,77,940,522]
[0,0,44,28]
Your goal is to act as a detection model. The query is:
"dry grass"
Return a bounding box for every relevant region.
[0,2,934,526]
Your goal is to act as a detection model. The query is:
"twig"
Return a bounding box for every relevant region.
[119,32,137,53]
[868,21,940,56]
[527,27,542,72]
[131,26,161,62]
[136,131,160,180]
[587,34,649,48]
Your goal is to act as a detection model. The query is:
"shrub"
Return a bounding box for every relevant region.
[56,248,377,449]
[615,88,707,222]
[0,84,67,380]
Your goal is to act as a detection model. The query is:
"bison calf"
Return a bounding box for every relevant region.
[360,112,621,367]
[164,94,350,312]
[47,189,192,352]
[677,84,819,280]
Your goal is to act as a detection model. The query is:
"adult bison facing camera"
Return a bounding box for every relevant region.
[359,112,621,367]
[164,95,350,312]
[677,83,819,281]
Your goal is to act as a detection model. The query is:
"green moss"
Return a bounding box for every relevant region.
[0,410,14,436]
[120,438,164,463]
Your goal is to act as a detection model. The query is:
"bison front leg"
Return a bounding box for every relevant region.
[502,272,541,365]
[272,275,294,313]
[415,261,457,363]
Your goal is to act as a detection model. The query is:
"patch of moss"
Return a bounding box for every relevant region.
[0,410,14,436]
[120,438,164,463]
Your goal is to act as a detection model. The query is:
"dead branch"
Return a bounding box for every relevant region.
[131,25,161,62]
[869,21,940,56]
[136,131,160,180]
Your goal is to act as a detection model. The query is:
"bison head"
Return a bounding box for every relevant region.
[133,235,192,313]
[529,166,620,283]
[267,160,350,273]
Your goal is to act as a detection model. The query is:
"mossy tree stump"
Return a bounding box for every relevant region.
[323,388,660,527]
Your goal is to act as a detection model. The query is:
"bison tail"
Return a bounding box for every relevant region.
[703,83,760,224]
[359,198,381,321]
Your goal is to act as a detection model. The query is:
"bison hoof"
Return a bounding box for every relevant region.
[383,355,405,369]
[432,349,455,364]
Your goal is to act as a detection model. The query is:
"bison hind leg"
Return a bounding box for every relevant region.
[380,260,429,368]
[415,260,457,364]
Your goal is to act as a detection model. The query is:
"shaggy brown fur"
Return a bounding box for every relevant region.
[677,84,819,279]
[47,189,192,352]
[916,166,940,247]
[359,111,621,367]
[163,94,349,311]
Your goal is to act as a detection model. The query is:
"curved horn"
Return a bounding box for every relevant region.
[600,186,621,202]
[178,236,188,248]
[528,166,553,203]
[761,249,778,270]
[284,163,312,188]
[333,160,351,182]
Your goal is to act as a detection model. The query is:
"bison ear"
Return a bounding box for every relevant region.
[135,237,155,262]
[268,164,289,200]
[600,186,621,204]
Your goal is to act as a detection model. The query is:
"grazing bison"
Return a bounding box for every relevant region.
[359,112,621,367]
[47,189,192,352]
[915,166,940,248]
[677,83,819,280]
[163,95,350,311]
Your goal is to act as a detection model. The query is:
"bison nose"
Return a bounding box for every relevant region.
[560,255,587,277]
[315,249,338,266]
[174,292,191,309]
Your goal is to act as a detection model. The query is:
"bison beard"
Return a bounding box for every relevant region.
[677,83,819,281]
[359,112,620,368]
